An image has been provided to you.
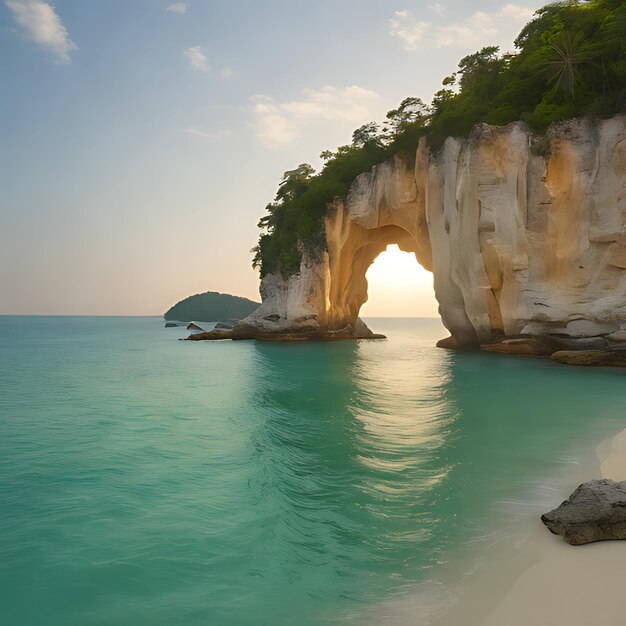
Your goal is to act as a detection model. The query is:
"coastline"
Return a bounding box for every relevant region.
[364,427,626,626]
[435,428,626,626]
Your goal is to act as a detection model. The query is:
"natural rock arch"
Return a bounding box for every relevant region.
[200,117,625,351]
[325,222,429,330]
[321,153,478,345]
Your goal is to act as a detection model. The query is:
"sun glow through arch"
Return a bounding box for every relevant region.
[359,245,438,317]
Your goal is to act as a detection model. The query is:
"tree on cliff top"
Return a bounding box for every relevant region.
[253,0,625,279]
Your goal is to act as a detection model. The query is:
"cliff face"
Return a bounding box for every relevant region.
[238,116,626,348]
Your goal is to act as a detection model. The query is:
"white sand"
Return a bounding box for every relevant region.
[434,428,626,626]
[479,534,626,626]
[366,430,626,626]
[598,428,626,481]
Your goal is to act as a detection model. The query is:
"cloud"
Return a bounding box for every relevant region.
[429,3,446,16]
[390,4,535,52]
[220,66,234,78]
[167,2,188,13]
[389,12,428,50]
[183,128,232,139]
[5,0,77,63]
[250,85,383,148]
[184,45,209,72]
[250,106,296,147]
[499,3,535,19]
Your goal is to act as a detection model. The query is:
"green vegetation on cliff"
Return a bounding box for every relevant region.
[164,291,259,322]
[253,0,625,278]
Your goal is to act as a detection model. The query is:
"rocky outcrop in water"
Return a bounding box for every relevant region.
[551,349,626,367]
[214,322,234,330]
[541,479,626,545]
[187,318,384,342]
[194,116,626,353]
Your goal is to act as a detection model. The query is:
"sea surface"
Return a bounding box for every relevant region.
[1,316,624,626]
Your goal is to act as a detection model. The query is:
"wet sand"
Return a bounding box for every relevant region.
[434,429,626,626]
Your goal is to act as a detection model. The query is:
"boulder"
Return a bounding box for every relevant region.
[551,350,626,367]
[186,322,205,331]
[480,336,562,356]
[164,322,181,328]
[541,479,626,545]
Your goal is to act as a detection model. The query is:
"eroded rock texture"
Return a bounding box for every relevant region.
[236,116,626,346]
[542,479,626,545]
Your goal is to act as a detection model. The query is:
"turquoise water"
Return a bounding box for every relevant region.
[1,316,624,626]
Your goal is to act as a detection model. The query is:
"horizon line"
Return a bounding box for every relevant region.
[0,314,442,319]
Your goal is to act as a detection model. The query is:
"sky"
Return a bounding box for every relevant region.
[0,0,544,316]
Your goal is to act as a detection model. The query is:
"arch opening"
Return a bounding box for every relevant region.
[360,245,438,318]
[325,220,437,330]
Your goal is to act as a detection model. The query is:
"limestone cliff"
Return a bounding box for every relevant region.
[225,116,626,349]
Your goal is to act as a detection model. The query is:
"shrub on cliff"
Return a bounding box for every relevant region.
[254,0,625,278]
[252,141,388,277]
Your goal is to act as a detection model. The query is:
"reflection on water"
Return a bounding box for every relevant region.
[239,319,625,624]
[229,327,464,623]
[0,317,624,626]
[241,324,455,622]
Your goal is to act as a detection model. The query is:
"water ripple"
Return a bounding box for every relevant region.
[1,316,624,625]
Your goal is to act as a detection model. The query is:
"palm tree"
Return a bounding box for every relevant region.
[545,31,588,96]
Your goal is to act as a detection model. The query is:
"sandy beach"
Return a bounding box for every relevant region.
[434,428,626,626]
[368,427,626,626]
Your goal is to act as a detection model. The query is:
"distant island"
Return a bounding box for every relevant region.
[164,291,259,323]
